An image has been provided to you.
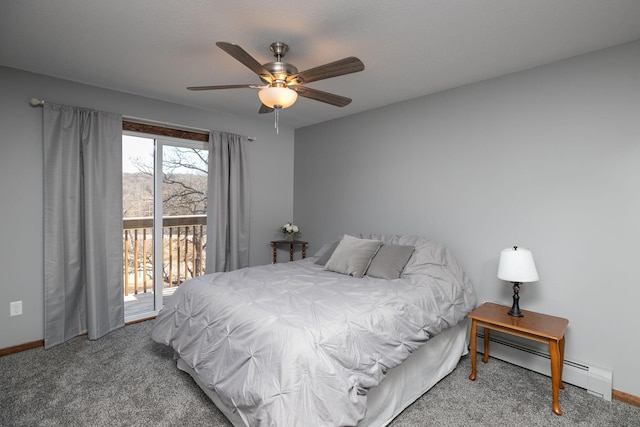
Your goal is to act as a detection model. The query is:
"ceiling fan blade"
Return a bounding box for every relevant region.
[187,84,259,91]
[216,42,274,81]
[288,57,364,84]
[294,86,352,107]
[259,104,274,114]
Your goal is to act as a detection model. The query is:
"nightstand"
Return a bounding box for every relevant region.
[467,302,569,415]
[271,240,308,263]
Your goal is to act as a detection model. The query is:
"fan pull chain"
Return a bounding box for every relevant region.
[274,107,280,134]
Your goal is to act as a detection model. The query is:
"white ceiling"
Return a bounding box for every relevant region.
[2,0,640,129]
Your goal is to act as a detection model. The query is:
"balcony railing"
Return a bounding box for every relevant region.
[123,214,206,296]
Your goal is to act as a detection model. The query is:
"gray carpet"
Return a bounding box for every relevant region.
[1,320,638,426]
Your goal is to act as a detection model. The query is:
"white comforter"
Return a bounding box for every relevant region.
[152,235,475,426]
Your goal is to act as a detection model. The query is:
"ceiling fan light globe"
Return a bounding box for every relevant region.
[258,87,298,109]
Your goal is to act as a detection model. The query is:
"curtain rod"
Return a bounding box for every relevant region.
[29,98,256,141]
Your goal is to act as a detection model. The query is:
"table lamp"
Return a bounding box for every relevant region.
[497,246,539,317]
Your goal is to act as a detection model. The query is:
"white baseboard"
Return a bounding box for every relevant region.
[477,332,612,401]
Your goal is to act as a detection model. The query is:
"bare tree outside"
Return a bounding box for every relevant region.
[123,142,208,217]
[122,136,208,297]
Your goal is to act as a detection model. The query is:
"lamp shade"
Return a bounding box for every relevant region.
[497,246,539,283]
[258,86,298,109]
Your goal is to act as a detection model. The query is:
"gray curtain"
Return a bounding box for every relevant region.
[43,103,124,349]
[206,131,250,272]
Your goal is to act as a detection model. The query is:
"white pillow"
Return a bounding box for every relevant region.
[324,235,382,278]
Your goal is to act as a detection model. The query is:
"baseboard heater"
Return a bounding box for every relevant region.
[476,332,612,401]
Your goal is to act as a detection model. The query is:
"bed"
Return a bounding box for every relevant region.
[152,234,476,426]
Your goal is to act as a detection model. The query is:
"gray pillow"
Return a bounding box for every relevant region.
[324,235,382,278]
[314,240,340,265]
[366,244,415,280]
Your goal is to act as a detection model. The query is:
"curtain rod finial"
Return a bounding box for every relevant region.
[30,98,45,106]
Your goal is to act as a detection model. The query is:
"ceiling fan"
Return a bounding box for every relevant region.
[187,41,365,131]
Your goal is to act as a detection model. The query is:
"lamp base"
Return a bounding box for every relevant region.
[508,282,524,317]
[508,306,523,317]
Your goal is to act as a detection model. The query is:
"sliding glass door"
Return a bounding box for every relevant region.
[122,133,208,321]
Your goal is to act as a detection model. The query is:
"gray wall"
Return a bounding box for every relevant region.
[0,66,295,349]
[294,41,640,396]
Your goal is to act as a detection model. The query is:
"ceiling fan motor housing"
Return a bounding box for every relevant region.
[263,61,298,80]
[264,42,300,84]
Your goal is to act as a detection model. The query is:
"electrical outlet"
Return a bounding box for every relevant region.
[10,301,22,316]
